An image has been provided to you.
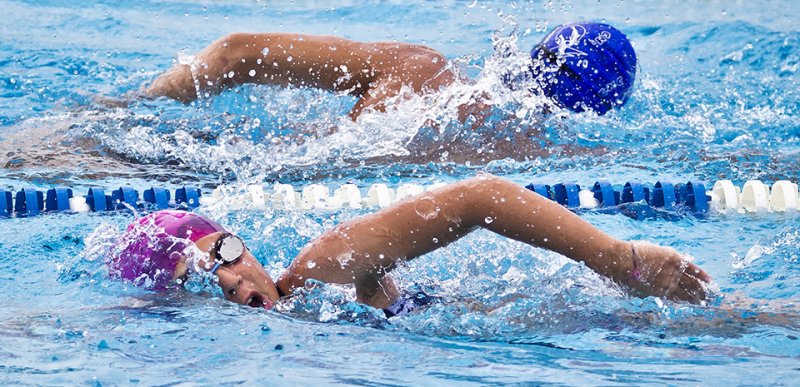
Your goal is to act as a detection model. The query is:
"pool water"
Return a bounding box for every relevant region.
[2,0,800,384]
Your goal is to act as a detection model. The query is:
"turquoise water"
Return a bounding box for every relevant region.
[2,0,800,384]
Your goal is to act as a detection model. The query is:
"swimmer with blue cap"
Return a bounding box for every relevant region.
[108,175,711,314]
[144,22,637,118]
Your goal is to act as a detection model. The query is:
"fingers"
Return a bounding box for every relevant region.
[654,260,711,304]
[662,264,710,303]
[685,262,712,283]
[669,271,709,303]
[668,284,697,303]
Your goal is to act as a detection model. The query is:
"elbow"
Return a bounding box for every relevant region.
[461,173,515,220]
[216,32,250,50]
[211,33,251,64]
[464,173,502,190]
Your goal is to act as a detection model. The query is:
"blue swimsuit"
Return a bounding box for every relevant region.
[383,291,435,318]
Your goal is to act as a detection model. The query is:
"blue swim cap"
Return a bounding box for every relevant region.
[531,22,637,115]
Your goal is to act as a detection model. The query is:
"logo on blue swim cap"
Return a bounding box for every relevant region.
[531,22,637,115]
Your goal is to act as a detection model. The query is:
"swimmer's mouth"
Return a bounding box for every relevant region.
[245,291,273,310]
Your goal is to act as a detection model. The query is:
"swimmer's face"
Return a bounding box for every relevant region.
[184,232,281,309]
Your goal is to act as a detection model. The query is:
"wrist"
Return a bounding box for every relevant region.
[587,240,634,283]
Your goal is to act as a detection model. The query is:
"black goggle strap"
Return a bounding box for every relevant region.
[209,233,245,274]
[534,44,581,80]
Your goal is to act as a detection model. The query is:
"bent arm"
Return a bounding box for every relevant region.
[279,174,711,307]
[144,33,452,119]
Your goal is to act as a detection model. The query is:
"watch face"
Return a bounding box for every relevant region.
[218,235,245,263]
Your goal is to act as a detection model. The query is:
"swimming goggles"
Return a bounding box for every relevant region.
[209,233,246,274]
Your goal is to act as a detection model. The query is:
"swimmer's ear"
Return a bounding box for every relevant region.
[179,245,214,276]
[172,256,190,282]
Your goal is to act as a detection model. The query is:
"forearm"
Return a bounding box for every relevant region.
[144,33,375,102]
[461,175,630,279]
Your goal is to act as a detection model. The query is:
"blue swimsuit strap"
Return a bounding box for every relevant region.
[383,290,435,318]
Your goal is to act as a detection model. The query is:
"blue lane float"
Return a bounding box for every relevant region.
[525,183,552,200]
[86,187,112,212]
[651,181,677,210]
[111,187,139,210]
[45,188,73,212]
[14,188,44,216]
[621,181,649,204]
[592,181,620,207]
[144,188,171,209]
[680,181,709,213]
[1,189,12,217]
[175,186,201,208]
[553,183,581,208]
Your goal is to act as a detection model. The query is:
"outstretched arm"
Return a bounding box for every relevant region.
[278,174,712,307]
[143,33,452,119]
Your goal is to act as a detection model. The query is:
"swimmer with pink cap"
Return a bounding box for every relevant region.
[107,176,712,314]
[108,209,282,309]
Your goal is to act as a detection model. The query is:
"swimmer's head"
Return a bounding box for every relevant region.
[107,210,224,290]
[106,210,279,308]
[529,22,637,115]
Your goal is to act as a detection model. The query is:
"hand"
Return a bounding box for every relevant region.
[622,241,712,304]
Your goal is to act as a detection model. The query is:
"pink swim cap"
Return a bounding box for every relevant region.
[107,210,225,290]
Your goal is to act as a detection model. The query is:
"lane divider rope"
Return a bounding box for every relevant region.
[0,179,797,218]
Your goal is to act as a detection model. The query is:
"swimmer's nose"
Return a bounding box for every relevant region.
[222,273,245,302]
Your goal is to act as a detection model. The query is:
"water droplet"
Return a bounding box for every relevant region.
[306,261,316,269]
[248,69,256,77]
[287,56,293,62]
[484,217,494,224]
[261,47,270,56]
[227,71,234,78]
[432,237,439,244]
